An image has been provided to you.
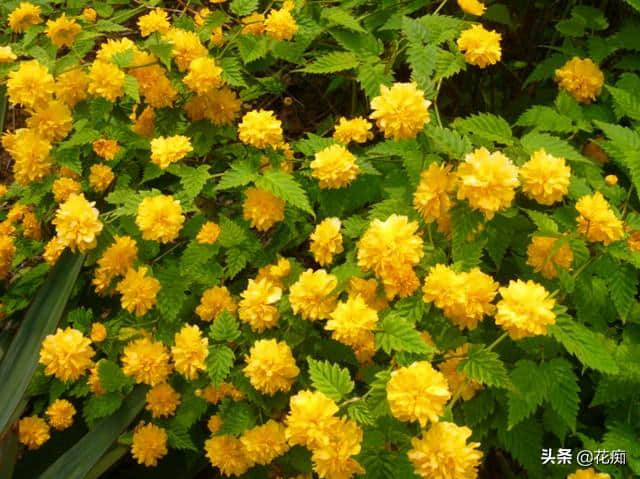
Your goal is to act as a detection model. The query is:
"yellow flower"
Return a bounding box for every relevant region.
[289,269,338,320]
[93,139,120,161]
[369,82,431,140]
[207,415,222,433]
[457,24,502,68]
[145,383,181,418]
[83,8,97,22]
[604,174,618,186]
[7,60,55,108]
[183,57,223,95]
[43,236,66,266]
[628,228,640,252]
[238,109,284,149]
[386,361,451,427]
[138,8,171,37]
[311,418,364,479]
[333,117,374,144]
[197,222,221,244]
[171,324,209,380]
[130,61,177,109]
[22,211,41,241]
[150,135,193,169]
[413,163,456,223]
[567,468,611,479]
[256,257,292,285]
[520,149,571,205]
[576,192,624,245]
[239,278,282,332]
[89,164,115,193]
[52,177,82,203]
[205,435,253,476]
[92,235,138,293]
[96,38,139,63]
[457,0,486,15]
[184,87,242,125]
[347,277,388,312]
[27,100,73,142]
[311,144,360,189]
[495,279,556,339]
[18,416,50,450]
[131,422,168,467]
[438,344,482,401]
[45,399,76,430]
[163,28,208,71]
[310,218,344,266]
[90,323,107,342]
[53,193,103,252]
[46,14,82,48]
[456,147,519,219]
[198,382,244,404]
[8,3,42,32]
[4,129,52,186]
[244,339,300,395]
[242,12,266,35]
[555,57,605,104]
[39,327,95,381]
[88,364,105,395]
[0,46,17,63]
[527,236,573,279]
[132,106,156,137]
[285,390,339,449]
[0,235,15,280]
[265,5,298,40]
[88,61,125,102]
[326,295,378,351]
[240,420,290,465]
[242,187,285,231]
[54,68,89,108]
[121,337,172,386]
[408,422,482,479]
[136,195,185,243]
[116,267,161,317]
[196,286,237,322]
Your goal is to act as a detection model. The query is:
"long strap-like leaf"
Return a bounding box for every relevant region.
[0,250,84,435]
[39,386,146,479]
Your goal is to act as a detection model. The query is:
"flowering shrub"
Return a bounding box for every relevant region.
[0,1,639,478]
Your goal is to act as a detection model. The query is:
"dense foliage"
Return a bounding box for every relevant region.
[0,1,639,478]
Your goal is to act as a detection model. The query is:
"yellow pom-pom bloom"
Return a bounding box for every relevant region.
[7,60,55,108]
[333,117,374,144]
[8,3,42,32]
[555,57,604,104]
[369,83,431,140]
[386,361,451,427]
[408,422,482,479]
[527,236,574,279]
[90,322,107,342]
[171,324,209,380]
[604,174,618,186]
[52,193,103,252]
[26,100,73,142]
[242,187,285,231]
[244,339,300,395]
[197,221,221,244]
[457,24,502,68]
[289,269,338,320]
[576,192,624,245]
[96,37,139,62]
[205,435,253,476]
[4,129,53,185]
[326,295,378,350]
[132,106,156,137]
[242,13,266,35]
[310,218,344,266]
[185,87,242,126]
[138,8,170,37]
[183,57,223,95]
[207,415,222,433]
[413,163,457,223]
[52,177,82,203]
[458,0,486,16]
[88,61,125,102]
[240,420,290,465]
[163,28,208,71]
[348,277,388,312]
[131,422,168,467]
[136,195,184,243]
[0,236,15,280]
[93,139,120,161]
[39,327,95,381]
[311,144,360,189]
[239,278,282,332]
[198,382,245,404]
[18,416,50,450]
[55,68,90,108]
[92,235,138,293]
[495,279,556,339]
[150,135,193,169]
[43,236,66,266]
[121,337,172,386]
[438,344,482,402]
[285,390,339,449]
[0,46,17,63]
[83,8,97,22]
[88,364,105,395]
[567,468,611,479]
[238,109,284,149]
[116,267,161,317]
[196,286,237,322]
[520,149,571,205]
[145,383,181,418]
[46,14,82,48]
[45,399,76,430]
[265,5,298,40]
[456,147,519,219]
[311,417,364,479]
[89,164,115,193]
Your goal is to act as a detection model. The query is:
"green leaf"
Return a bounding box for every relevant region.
[497,418,544,476]
[300,51,359,74]
[542,359,580,431]
[236,35,268,63]
[549,315,619,374]
[216,161,258,190]
[454,113,513,145]
[173,393,208,429]
[123,75,140,103]
[219,56,247,88]
[424,125,472,159]
[206,345,235,386]
[217,400,255,435]
[321,8,365,32]
[155,264,188,321]
[0,251,84,435]
[605,262,638,320]
[347,401,374,425]
[523,209,559,234]
[218,216,249,248]
[209,312,241,342]
[460,346,511,388]
[520,131,589,164]
[307,358,354,401]
[375,316,431,354]
[83,392,123,425]
[508,360,546,429]
[450,202,484,269]
[169,164,212,201]
[434,48,466,81]
[357,60,393,98]
[167,424,197,452]
[516,106,573,133]
[255,170,314,216]
[230,0,259,16]
[606,85,640,121]
[98,360,131,393]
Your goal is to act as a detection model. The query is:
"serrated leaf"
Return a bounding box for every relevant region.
[307,358,354,401]
[169,164,212,201]
[520,131,589,164]
[523,209,559,234]
[98,360,131,393]
[123,75,140,103]
[455,113,513,145]
[542,358,580,431]
[218,400,255,435]
[155,264,188,320]
[606,85,640,121]
[216,161,258,191]
[230,0,259,16]
[300,51,359,74]
[209,312,241,342]
[255,170,314,216]
[219,56,247,88]
[508,360,546,429]
[347,401,374,425]
[167,424,197,452]
[321,8,365,32]
[83,392,123,425]
[605,262,638,320]
[435,48,466,81]
[173,393,208,429]
[460,346,511,388]
[206,345,235,386]
[516,106,573,133]
[236,35,268,63]
[357,60,393,98]
[375,315,431,355]
[218,216,249,248]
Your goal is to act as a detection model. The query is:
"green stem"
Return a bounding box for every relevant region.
[486,331,508,352]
